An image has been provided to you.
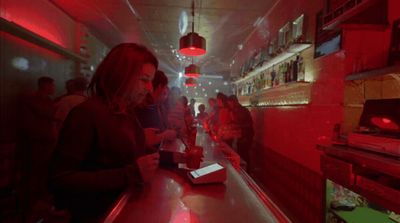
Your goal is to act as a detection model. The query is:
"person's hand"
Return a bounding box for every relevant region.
[144,128,160,147]
[136,152,160,183]
[160,129,177,141]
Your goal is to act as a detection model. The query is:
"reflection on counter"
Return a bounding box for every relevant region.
[325,179,400,223]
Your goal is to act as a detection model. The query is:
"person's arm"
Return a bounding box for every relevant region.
[50,106,142,193]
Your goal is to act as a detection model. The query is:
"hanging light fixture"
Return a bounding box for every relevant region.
[185,64,200,78]
[184,56,201,78]
[179,0,206,56]
[185,77,197,86]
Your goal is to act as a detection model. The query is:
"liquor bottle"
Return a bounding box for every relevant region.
[260,72,265,89]
[277,64,282,85]
[297,56,305,81]
[271,66,276,87]
[288,61,292,83]
[284,63,288,83]
[267,69,271,87]
[283,63,287,84]
[292,56,298,82]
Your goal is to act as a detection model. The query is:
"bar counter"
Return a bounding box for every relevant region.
[103,128,290,223]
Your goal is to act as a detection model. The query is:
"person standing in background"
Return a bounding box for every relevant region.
[16,76,57,222]
[227,95,254,169]
[166,87,187,137]
[216,93,231,132]
[135,70,176,148]
[205,97,218,133]
[196,104,208,125]
[54,77,88,131]
[189,98,196,117]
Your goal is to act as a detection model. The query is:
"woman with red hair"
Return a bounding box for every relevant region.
[50,43,159,222]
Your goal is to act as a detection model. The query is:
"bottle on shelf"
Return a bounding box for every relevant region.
[271,65,277,87]
[287,61,292,83]
[297,56,305,81]
[292,56,298,82]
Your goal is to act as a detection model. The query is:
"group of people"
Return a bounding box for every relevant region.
[199,93,254,166]
[16,43,253,222]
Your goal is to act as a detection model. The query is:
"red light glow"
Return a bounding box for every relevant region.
[179,47,206,56]
[370,117,399,131]
[185,83,197,87]
[382,118,392,124]
[185,73,200,78]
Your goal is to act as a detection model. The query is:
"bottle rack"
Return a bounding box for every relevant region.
[238,81,312,107]
[234,42,312,107]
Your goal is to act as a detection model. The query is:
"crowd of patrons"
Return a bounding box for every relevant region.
[15,43,253,223]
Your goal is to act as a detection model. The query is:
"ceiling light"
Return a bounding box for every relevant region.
[184,64,200,78]
[208,81,212,85]
[179,33,206,56]
[178,1,206,56]
[185,78,197,87]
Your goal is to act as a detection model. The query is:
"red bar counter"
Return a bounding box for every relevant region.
[103,128,290,223]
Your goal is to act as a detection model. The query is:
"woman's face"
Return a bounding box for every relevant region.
[128,63,156,105]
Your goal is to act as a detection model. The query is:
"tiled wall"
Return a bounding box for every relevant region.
[250,141,324,223]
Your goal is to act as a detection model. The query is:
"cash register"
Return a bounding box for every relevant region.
[348,98,400,157]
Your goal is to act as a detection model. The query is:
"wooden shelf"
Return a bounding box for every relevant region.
[345,65,400,81]
[233,42,312,85]
[0,17,86,63]
[239,81,312,107]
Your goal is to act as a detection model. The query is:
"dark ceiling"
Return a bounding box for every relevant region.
[51,0,278,79]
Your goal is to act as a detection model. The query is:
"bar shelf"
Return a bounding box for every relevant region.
[233,42,312,85]
[239,81,312,107]
[345,65,400,81]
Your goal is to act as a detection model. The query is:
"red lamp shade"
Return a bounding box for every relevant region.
[185,78,197,86]
[185,64,201,78]
[179,32,206,56]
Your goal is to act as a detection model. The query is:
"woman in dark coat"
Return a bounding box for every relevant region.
[50,43,159,222]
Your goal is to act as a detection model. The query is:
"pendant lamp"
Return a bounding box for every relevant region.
[179,1,206,56]
[184,64,200,78]
[185,77,197,86]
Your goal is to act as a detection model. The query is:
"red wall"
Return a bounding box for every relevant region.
[234,1,399,222]
[233,0,398,172]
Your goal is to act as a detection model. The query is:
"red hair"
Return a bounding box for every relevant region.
[88,43,158,111]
